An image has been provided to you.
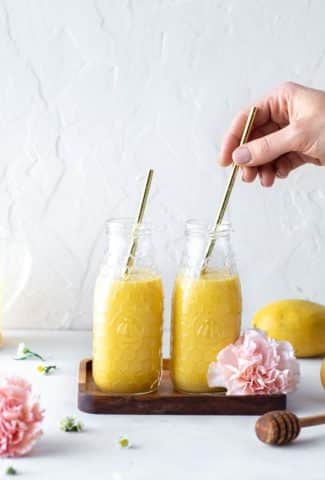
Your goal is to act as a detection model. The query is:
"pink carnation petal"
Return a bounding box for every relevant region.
[207,328,300,396]
[0,376,44,457]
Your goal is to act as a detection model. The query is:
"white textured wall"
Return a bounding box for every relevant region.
[1,0,325,329]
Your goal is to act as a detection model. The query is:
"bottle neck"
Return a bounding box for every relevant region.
[101,218,157,279]
[179,220,236,277]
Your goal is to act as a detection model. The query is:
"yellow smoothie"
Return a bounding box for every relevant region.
[171,271,241,393]
[93,271,163,394]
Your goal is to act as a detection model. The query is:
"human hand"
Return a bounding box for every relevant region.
[219,82,325,186]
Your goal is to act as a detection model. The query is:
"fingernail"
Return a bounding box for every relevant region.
[261,176,268,187]
[276,170,287,178]
[232,146,251,165]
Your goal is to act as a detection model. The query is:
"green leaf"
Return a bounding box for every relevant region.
[5,466,17,475]
[44,365,57,375]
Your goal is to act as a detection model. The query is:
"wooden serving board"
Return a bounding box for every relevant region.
[78,358,286,415]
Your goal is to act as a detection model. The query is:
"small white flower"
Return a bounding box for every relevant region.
[15,343,45,361]
[16,342,27,358]
[60,416,83,432]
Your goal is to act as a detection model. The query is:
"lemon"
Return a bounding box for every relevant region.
[252,299,325,358]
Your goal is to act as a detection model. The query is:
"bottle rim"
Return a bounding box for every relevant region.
[106,217,151,234]
[185,219,231,238]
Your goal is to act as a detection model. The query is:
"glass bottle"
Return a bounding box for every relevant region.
[170,220,242,393]
[93,219,164,394]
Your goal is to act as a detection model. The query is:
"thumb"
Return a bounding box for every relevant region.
[232,125,299,167]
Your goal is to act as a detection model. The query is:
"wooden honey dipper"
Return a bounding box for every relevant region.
[255,410,325,446]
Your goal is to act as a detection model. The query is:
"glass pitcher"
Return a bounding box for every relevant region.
[170,220,242,393]
[0,230,32,340]
[93,219,164,394]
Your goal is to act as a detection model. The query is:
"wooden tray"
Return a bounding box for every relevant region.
[78,359,287,415]
[78,358,286,415]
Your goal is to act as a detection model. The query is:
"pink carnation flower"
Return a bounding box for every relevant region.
[0,377,44,457]
[208,329,300,395]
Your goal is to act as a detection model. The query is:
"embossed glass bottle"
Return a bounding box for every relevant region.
[93,219,163,394]
[170,221,242,393]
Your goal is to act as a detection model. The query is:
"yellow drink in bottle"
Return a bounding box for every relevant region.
[171,271,241,392]
[93,270,163,393]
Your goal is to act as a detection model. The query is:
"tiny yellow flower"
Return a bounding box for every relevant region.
[119,436,129,448]
[37,364,56,375]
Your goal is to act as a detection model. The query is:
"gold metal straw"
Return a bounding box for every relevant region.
[124,169,154,277]
[200,106,257,274]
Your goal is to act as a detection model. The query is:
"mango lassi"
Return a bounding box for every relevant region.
[170,271,241,393]
[93,271,163,394]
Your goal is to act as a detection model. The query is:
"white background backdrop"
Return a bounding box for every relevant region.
[1,0,325,330]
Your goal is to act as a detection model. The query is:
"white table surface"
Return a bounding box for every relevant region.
[0,330,324,480]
